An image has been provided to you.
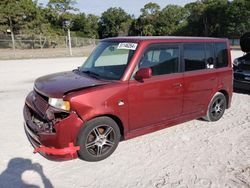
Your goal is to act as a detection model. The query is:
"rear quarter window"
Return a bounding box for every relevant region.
[215,42,228,68]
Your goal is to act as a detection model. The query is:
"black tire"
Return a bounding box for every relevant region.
[203,92,226,122]
[77,117,121,162]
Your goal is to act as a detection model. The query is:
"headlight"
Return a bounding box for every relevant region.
[48,98,70,111]
[233,59,240,66]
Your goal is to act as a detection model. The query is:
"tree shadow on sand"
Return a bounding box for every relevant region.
[0,158,53,188]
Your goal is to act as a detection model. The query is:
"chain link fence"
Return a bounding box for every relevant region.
[0,34,99,60]
[0,34,241,60]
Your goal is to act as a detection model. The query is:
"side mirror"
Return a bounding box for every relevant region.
[134,68,152,81]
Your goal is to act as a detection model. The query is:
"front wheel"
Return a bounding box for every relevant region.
[203,92,226,122]
[77,117,121,162]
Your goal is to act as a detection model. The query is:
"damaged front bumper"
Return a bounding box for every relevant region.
[23,91,83,161]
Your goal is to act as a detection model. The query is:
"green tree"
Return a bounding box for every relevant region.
[42,6,60,29]
[183,0,228,37]
[47,0,78,15]
[140,2,160,16]
[98,7,132,38]
[71,13,99,38]
[201,0,228,37]
[1,0,249,42]
[224,0,250,38]
[21,4,52,35]
[85,14,99,38]
[155,5,188,35]
[139,2,160,36]
[71,13,87,34]
[48,0,79,28]
[130,3,161,36]
[184,1,207,36]
[0,0,38,34]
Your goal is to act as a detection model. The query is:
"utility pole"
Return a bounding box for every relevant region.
[10,30,15,51]
[8,17,15,52]
[63,20,72,56]
[67,28,72,56]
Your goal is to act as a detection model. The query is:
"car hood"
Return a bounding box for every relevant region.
[34,71,110,98]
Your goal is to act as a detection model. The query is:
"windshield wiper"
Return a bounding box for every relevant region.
[82,70,101,79]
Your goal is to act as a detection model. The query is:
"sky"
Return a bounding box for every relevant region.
[37,0,196,17]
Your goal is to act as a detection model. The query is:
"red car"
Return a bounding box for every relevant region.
[23,37,233,161]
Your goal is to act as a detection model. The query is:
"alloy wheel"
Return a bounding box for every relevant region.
[85,125,115,157]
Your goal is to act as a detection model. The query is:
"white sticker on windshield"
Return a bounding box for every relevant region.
[117,43,138,50]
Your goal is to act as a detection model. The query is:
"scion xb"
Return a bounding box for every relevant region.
[23,37,233,161]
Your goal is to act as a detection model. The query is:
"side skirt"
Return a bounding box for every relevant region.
[125,112,205,140]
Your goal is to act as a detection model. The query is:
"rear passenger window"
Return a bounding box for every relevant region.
[184,43,206,71]
[215,42,228,68]
[139,45,180,76]
[205,43,215,69]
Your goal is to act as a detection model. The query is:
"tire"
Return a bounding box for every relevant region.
[77,117,121,162]
[203,92,226,122]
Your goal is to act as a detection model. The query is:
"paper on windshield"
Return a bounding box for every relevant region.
[117,43,138,50]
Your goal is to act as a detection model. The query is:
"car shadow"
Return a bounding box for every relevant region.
[233,88,250,95]
[0,158,53,188]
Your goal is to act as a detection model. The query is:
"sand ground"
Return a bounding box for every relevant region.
[0,50,249,188]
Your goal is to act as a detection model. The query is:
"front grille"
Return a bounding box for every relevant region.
[32,112,50,129]
[25,105,50,133]
[234,73,250,83]
[238,64,250,71]
[35,89,48,101]
[33,91,49,115]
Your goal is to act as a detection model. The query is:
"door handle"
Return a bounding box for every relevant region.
[173,83,182,88]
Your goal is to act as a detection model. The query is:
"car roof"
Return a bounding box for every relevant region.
[101,36,228,43]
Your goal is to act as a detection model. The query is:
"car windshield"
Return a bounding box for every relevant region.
[79,41,137,80]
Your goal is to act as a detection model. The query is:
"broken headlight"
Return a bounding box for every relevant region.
[48,98,70,111]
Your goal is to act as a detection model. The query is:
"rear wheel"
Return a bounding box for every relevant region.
[77,117,120,162]
[204,92,226,122]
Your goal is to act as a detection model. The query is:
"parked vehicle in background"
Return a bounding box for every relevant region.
[23,36,233,162]
[233,32,250,91]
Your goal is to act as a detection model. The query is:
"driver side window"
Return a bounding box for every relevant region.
[139,45,180,76]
